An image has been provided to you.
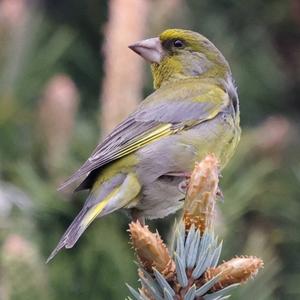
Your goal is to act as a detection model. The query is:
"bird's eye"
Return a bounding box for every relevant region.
[173,40,184,48]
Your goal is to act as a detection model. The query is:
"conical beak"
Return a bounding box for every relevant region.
[129,37,165,64]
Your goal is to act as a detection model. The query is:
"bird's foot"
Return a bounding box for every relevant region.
[178,180,187,194]
[178,177,191,194]
[166,171,191,194]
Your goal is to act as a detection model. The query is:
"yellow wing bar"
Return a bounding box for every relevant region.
[113,123,175,159]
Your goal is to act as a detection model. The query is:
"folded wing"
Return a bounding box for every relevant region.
[58,84,228,191]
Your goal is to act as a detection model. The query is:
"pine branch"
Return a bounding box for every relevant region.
[127,154,263,300]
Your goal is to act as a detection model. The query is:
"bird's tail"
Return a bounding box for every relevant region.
[46,173,141,263]
[46,197,111,263]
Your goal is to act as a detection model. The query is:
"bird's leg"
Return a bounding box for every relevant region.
[130,208,145,225]
[167,171,191,178]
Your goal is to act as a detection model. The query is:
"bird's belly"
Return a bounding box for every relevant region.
[134,112,239,219]
[136,175,185,219]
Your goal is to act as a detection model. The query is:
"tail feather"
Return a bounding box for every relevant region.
[47,173,141,263]
[46,198,110,263]
[46,207,88,263]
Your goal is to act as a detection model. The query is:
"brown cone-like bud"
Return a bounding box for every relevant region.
[204,256,264,291]
[129,221,175,279]
[183,154,219,233]
[0,0,28,29]
[37,74,79,177]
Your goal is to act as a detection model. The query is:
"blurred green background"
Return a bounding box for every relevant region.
[0,0,299,299]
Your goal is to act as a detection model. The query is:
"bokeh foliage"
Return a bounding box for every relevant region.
[0,1,299,299]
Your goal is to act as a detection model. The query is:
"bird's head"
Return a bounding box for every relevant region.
[129,29,231,89]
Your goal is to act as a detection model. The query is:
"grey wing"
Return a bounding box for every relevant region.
[58,89,226,191]
[58,117,163,190]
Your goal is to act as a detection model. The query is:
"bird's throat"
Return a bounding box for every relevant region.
[151,55,229,90]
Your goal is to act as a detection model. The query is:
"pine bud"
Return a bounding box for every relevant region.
[184,154,219,233]
[129,221,175,278]
[204,256,264,291]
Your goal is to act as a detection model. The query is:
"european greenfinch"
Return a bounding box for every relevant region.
[47,29,241,262]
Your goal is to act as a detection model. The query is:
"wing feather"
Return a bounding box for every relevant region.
[58,84,228,191]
